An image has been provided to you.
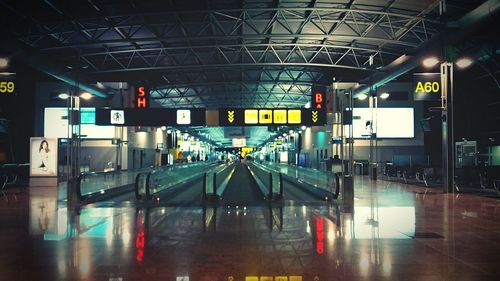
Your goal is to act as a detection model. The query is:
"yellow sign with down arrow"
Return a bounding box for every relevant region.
[227,110,235,123]
[312,110,318,123]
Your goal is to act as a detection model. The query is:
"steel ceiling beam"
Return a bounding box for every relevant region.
[353,0,500,97]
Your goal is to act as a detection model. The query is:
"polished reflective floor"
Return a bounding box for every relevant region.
[1,177,500,281]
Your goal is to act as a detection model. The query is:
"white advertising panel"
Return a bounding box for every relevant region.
[44,108,115,139]
[346,108,414,138]
[30,137,58,177]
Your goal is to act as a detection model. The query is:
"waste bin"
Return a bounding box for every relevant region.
[343,175,354,212]
[371,164,377,180]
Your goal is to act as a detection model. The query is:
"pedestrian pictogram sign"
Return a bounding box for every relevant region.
[110,110,125,124]
[176,109,191,125]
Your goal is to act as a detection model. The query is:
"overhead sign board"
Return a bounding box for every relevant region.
[218,108,325,126]
[97,108,325,127]
[413,73,441,101]
[96,108,206,126]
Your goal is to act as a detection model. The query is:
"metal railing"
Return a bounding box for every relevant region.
[75,161,216,203]
[246,162,283,201]
[134,161,227,201]
[254,161,340,200]
[203,163,234,199]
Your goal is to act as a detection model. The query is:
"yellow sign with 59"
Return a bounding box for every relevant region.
[0,81,15,94]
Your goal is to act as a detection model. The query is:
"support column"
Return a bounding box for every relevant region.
[441,62,455,193]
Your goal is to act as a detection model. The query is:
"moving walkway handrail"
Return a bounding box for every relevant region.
[77,162,216,202]
[77,165,163,200]
[254,161,340,200]
[203,163,235,199]
[246,162,283,200]
[142,161,223,201]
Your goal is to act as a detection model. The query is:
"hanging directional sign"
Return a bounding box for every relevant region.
[227,110,235,123]
[273,109,287,124]
[218,108,324,126]
[413,73,441,101]
[176,109,191,125]
[96,108,206,126]
[97,107,325,127]
[288,109,302,124]
[311,86,326,110]
[219,108,245,126]
[259,109,273,124]
[134,82,150,108]
[110,110,125,125]
[311,85,327,124]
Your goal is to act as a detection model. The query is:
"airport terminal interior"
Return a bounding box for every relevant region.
[1,0,500,280]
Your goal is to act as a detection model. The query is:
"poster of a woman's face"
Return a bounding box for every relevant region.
[30,138,58,177]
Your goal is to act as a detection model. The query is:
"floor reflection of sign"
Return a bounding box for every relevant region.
[259,277,273,281]
[289,277,303,281]
[110,110,125,124]
[176,110,191,125]
[244,109,258,124]
[259,109,272,124]
[273,109,287,124]
[288,109,301,124]
[275,277,288,281]
[245,277,258,281]
[176,277,189,281]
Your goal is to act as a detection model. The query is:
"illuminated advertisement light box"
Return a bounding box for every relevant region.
[80,108,96,124]
[232,138,246,147]
[244,109,258,124]
[287,109,302,124]
[345,108,414,138]
[30,137,58,177]
[44,108,114,139]
[259,109,273,124]
[273,109,287,124]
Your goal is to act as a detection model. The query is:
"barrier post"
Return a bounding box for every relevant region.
[145,173,152,200]
[134,173,142,200]
[269,172,273,200]
[279,173,283,198]
[202,173,207,199]
[213,172,217,194]
[333,172,340,199]
[343,175,354,212]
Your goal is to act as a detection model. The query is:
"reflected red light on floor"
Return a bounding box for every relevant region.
[315,217,324,255]
[135,210,145,264]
